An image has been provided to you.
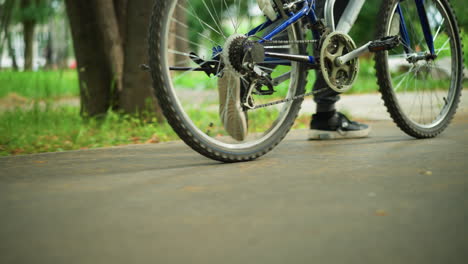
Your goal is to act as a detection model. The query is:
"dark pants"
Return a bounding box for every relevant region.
[313,0,349,113]
[264,0,350,113]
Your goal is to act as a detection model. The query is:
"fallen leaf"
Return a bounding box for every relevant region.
[11,149,24,155]
[145,134,160,144]
[419,170,433,176]
[375,209,388,216]
[182,186,205,192]
[130,137,140,144]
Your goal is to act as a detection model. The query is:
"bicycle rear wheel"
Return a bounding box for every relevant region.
[148,0,307,162]
[375,0,464,138]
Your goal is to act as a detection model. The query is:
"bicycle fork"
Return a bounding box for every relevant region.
[398,0,437,60]
[325,0,438,66]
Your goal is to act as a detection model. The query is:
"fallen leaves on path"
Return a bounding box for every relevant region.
[145,134,160,144]
[375,209,388,216]
[419,170,433,176]
[11,148,24,155]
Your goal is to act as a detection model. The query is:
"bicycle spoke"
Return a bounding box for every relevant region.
[388,0,459,126]
[236,0,242,33]
[209,0,223,30]
[432,18,445,42]
[223,0,238,33]
[436,38,450,55]
[182,3,225,39]
[170,32,211,52]
[201,0,227,39]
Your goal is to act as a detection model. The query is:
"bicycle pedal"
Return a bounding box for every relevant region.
[369,36,400,52]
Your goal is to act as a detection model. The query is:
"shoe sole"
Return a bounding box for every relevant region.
[308,127,371,140]
[218,70,248,141]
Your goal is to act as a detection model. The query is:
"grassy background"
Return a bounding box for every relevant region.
[0,106,179,156]
[0,70,79,99]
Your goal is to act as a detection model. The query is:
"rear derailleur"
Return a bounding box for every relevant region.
[222,34,277,110]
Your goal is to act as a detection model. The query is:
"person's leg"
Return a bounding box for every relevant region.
[313,0,348,114]
[310,0,370,140]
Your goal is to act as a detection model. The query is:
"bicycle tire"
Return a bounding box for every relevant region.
[375,0,464,138]
[148,0,308,162]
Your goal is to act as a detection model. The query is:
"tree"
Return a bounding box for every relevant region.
[6,31,18,70]
[65,0,163,119]
[0,0,15,63]
[18,0,53,70]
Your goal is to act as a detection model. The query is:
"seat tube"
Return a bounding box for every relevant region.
[306,0,321,40]
[414,0,435,55]
[324,0,336,31]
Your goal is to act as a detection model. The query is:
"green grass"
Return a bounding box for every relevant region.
[0,104,312,156]
[0,106,179,156]
[0,70,79,99]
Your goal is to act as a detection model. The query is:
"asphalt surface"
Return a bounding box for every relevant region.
[1,116,468,264]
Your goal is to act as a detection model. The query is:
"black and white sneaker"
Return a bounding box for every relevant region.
[309,111,371,140]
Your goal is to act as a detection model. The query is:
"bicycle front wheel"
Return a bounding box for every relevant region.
[148,0,308,162]
[375,0,464,138]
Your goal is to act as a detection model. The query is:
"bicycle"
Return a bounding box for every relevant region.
[147,0,464,162]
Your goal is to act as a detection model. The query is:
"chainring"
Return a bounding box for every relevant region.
[319,32,359,93]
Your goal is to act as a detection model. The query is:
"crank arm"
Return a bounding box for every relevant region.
[336,35,401,66]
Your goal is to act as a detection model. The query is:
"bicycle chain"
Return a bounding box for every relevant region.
[246,87,329,111]
[261,39,318,45]
[243,40,322,111]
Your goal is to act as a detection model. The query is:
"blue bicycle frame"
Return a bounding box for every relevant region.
[246,0,320,66]
[240,0,436,67]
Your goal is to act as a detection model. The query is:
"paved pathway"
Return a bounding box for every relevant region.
[1,115,467,264]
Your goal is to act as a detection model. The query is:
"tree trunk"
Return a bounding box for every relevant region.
[20,0,36,71]
[7,32,18,70]
[120,0,163,121]
[93,0,124,106]
[22,20,35,70]
[113,0,128,41]
[0,0,15,52]
[65,0,163,120]
[0,44,3,68]
[65,0,113,117]
[44,31,53,69]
